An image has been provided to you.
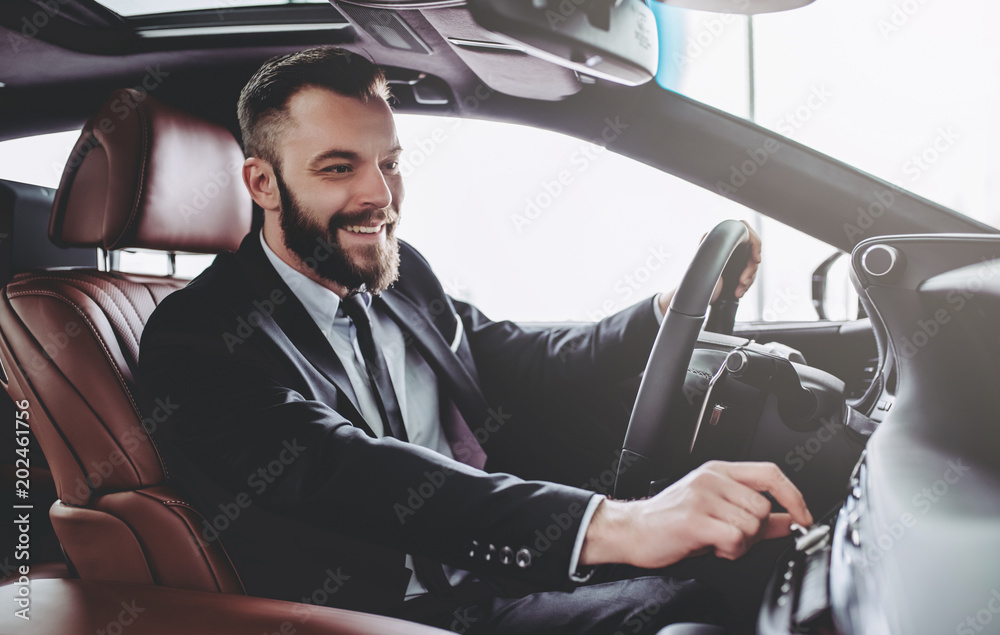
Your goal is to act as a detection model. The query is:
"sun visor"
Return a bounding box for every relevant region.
[421,8,582,101]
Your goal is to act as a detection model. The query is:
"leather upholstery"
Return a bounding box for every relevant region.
[49,88,250,253]
[0,579,450,634]
[50,486,245,594]
[0,90,253,595]
[0,270,182,506]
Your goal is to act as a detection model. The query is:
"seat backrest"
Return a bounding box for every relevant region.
[0,89,252,594]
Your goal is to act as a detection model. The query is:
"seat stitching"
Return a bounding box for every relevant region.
[142,491,248,594]
[5,289,168,476]
[15,275,145,353]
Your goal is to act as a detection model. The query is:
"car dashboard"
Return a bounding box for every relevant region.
[758,234,1000,634]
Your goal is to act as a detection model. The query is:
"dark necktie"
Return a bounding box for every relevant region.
[339,291,454,598]
[339,292,408,442]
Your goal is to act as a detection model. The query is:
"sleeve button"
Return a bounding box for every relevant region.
[500,546,514,565]
[485,544,497,561]
[515,548,532,568]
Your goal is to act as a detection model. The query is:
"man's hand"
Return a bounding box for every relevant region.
[657,220,763,316]
[579,461,812,569]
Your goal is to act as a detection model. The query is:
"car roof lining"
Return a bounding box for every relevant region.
[1,0,995,253]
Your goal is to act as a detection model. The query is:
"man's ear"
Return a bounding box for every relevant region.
[242,157,281,212]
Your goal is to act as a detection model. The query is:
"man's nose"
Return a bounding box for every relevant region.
[355,163,393,210]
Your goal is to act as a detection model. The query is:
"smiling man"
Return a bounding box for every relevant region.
[138,47,809,634]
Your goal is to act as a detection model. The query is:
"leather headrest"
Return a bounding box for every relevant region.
[50,88,251,253]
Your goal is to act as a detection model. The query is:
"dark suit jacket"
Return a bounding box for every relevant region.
[137,231,661,616]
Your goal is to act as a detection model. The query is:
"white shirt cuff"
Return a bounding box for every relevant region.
[568,494,605,583]
[652,295,665,324]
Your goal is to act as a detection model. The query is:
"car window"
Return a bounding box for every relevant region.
[0,120,837,324]
[655,0,1000,230]
[392,114,832,324]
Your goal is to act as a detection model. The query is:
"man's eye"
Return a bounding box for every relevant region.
[384,161,399,172]
[321,165,351,174]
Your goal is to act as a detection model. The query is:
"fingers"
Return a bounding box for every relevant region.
[761,513,794,540]
[740,220,763,263]
[718,461,813,527]
[735,220,762,299]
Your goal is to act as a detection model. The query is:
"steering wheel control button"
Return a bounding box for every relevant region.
[515,548,532,568]
[861,244,902,278]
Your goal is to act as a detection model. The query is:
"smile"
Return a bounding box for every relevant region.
[342,223,385,235]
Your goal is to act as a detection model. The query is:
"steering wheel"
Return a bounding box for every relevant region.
[614,220,751,499]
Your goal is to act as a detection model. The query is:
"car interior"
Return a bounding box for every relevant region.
[2,1,1000,634]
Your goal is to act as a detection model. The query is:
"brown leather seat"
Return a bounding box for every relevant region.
[0,88,252,594]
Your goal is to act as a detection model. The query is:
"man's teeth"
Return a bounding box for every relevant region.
[344,224,383,234]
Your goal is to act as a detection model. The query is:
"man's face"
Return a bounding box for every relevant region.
[271,86,403,294]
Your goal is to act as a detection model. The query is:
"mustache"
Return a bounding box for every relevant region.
[329,208,399,230]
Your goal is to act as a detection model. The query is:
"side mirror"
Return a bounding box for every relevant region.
[812,251,864,321]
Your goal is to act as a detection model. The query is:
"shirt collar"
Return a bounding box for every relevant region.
[259,229,371,334]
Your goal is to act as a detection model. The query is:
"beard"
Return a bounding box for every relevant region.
[273,167,400,295]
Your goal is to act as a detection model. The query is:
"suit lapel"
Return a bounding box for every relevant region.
[378,289,491,432]
[232,232,375,438]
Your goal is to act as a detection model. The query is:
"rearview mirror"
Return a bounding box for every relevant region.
[468,0,658,86]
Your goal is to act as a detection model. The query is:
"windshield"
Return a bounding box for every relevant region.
[650,0,1000,230]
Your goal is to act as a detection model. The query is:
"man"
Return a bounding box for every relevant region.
[138,47,811,634]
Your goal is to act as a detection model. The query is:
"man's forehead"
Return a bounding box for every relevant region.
[282,86,397,154]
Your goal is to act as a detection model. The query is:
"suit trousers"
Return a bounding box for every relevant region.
[401,575,731,634]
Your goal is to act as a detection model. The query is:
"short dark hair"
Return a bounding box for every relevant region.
[237,47,392,168]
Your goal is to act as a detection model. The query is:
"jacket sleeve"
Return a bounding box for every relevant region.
[137,287,595,589]
[451,295,661,398]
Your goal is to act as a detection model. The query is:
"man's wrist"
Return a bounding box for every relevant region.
[568,494,604,582]
[579,497,635,567]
